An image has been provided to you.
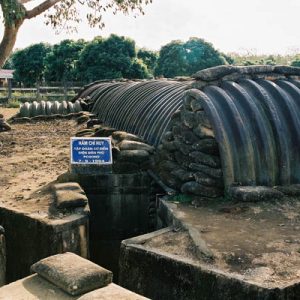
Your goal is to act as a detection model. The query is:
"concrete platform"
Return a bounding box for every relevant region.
[0,185,89,283]
[0,252,148,299]
[0,271,148,300]
[119,197,300,300]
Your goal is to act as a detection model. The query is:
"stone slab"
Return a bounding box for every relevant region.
[54,190,88,209]
[31,252,112,296]
[0,275,148,300]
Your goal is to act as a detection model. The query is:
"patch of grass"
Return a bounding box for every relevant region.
[6,99,21,108]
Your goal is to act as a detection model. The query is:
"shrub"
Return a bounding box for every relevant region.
[7,99,21,108]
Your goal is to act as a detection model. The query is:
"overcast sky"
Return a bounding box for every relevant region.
[3,0,300,54]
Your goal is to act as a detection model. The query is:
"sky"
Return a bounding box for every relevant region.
[2,0,300,54]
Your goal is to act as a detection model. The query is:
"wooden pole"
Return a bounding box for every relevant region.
[36,82,40,100]
[7,79,12,100]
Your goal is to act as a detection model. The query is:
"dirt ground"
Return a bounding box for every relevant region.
[0,108,83,216]
[148,198,300,289]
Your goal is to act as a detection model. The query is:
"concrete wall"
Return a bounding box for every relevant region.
[0,207,89,283]
[0,232,5,286]
[119,237,300,300]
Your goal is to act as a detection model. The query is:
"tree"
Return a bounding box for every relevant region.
[45,39,86,83]
[291,55,300,68]
[137,48,158,75]
[126,58,150,79]
[11,42,51,86]
[222,53,235,65]
[0,0,152,68]
[155,40,187,78]
[184,37,227,74]
[76,34,150,82]
[155,38,228,78]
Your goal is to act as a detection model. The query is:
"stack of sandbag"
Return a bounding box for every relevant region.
[19,100,82,118]
[156,90,223,199]
[111,131,155,173]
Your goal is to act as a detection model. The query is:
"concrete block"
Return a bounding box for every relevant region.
[31,252,112,296]
[54,190,88,209]
[53,182,85,194]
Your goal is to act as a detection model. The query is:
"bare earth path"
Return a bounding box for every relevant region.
[0,108,82,213]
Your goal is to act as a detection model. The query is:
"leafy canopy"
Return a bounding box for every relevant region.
[44,39,86,82]
[77,34,150,81]
[155,37,228,78]
[137,48,158,73]
[11,43,52,86]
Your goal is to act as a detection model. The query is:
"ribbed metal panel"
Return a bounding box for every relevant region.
[194,78,300,188]
[89,80,189,145]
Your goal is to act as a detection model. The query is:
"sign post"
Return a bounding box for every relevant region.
[70,137,113,174]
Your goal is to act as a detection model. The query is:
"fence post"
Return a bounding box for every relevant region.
[63,80,68,100]
[36,83,40,100]
[7,79,12,100]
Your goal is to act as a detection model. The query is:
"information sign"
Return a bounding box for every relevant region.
[70,137,112,165]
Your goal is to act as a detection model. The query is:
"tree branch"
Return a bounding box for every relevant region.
[25,0,61,19]
[0,20,24,68]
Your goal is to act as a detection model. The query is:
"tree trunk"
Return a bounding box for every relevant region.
[0,20,23,68]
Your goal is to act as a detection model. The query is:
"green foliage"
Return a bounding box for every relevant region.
[184,37,227,74]
[3,57,12,69]
[0,0,152,69]
[76,34,150,82]
[137,48,158,75]
[125,58,150,79]
[45,39,86,83]
[45,0,153,32]
[7,34,300,87]
[6,99,21,108]
[155,40,187,78]
[229,53,294,66]
[291,55,300,67]
[155,37,228,78]
[11,43,52,86]
[222,53,235,65]
[0,0,26,25]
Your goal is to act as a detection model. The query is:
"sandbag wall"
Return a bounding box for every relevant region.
[156,92,223,198]
[19,100,82,118]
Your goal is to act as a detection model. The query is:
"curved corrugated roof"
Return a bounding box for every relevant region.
[89,80,189,145]
[191,78,300,188]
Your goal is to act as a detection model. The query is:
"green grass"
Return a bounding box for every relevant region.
[6,99,21,108]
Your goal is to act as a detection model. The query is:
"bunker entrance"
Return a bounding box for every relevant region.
[74,171,160,281]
